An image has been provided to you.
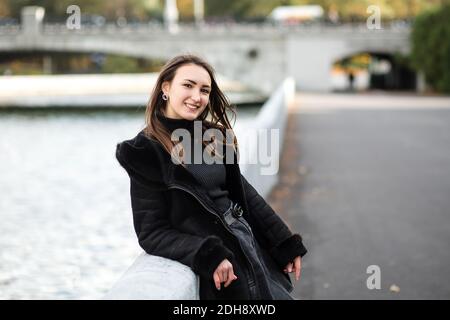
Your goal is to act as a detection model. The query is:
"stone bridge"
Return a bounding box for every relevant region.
[0,8,411,93]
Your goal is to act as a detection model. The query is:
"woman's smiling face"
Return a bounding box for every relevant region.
[162,63,211,121]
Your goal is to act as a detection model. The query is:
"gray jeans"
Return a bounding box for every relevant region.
[224,203,295,300]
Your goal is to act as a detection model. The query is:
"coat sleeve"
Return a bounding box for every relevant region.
[240,174,307,267]
[130,177,234,278]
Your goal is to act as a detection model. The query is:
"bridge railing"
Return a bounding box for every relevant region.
[103,77,295,300]
[0,21,412,36]
[0,24,20,34]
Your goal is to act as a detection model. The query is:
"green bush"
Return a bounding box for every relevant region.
[411,4,450,93]
[101,55,140,73]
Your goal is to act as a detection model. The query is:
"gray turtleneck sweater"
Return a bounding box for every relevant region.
[157,112,232,214]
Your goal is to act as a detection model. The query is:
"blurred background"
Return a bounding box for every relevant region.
[0,0,449,300]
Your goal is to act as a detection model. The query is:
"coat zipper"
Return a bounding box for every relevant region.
[167,183,259,293]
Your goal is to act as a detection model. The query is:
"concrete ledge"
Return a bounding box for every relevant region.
[103,253,199,300]
[238,77,295,197]
[104,78,295,299]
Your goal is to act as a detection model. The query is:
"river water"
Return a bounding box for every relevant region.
[0,107,260,299]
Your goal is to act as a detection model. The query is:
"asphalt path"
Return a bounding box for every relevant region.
[268,93,450,299]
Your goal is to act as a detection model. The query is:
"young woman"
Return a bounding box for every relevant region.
[115,54,307,300]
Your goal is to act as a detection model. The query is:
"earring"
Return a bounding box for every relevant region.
[162,93,168,101]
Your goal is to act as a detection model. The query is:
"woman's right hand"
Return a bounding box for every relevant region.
[213,259,238,290]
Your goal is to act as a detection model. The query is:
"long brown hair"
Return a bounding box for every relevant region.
[144,54,238,165]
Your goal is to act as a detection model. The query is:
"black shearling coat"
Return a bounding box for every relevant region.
[115,130,307,300]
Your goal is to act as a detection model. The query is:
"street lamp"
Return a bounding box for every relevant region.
[164,0,179,34]
[194,0,204,28]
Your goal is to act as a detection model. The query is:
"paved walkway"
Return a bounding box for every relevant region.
[267,92,450,299]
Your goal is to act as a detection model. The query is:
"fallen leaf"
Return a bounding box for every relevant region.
[389,284,400,293]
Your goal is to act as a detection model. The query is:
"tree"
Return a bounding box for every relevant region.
[4,0,158,21]
[411,4,450,93]
[2,0,446,23]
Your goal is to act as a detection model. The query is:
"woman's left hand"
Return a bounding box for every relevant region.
[283,256,302,281]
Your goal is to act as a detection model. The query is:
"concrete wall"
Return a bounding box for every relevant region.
[238,77,295,197]
[0,73,264,107]
[104,78,295,300]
